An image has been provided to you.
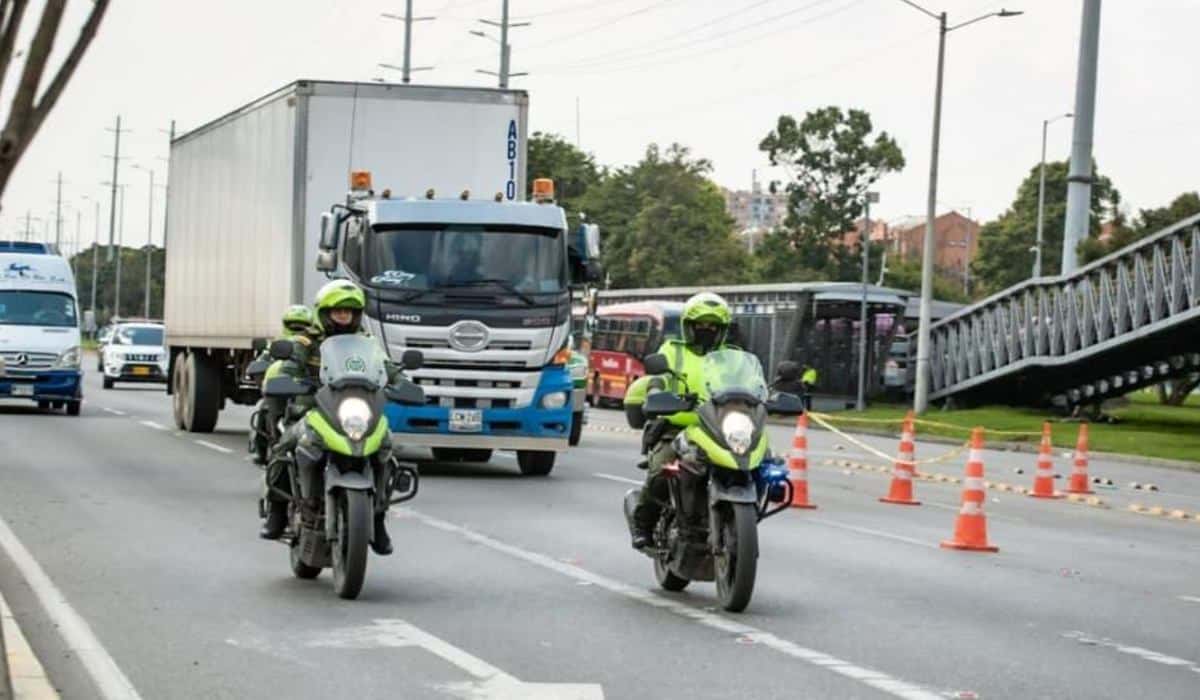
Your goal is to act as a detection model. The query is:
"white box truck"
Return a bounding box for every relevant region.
[164,80,600,474]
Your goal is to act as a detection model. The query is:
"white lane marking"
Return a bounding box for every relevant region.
[1,590,60,698]
[1062,631,1200,672]
[101,408,126,416]
[593,473,641,486]
[138,420,167,431]
[1178,596,1200,605]
[307,619,604,699]
[400,509,941,700]
[0,514,143,699]
[807,518,938,550]
[193,440,233,454]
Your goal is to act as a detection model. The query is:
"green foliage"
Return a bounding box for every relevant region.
[527,132,600,228]
[880,258,969,303]
[71,244,165,324]
[1080,191,1200,264]
[758,107,904,280]
[973,160,1119,294]
[580,143,749,287]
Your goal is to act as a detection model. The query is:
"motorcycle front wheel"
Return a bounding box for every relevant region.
[714,503,758,613]
[332,490,371,600]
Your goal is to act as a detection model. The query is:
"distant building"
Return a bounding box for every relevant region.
[722,172,788,250]
[887,211,980,280]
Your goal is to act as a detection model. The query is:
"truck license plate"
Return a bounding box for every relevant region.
[12,384,33,397]
[449,409,483,433]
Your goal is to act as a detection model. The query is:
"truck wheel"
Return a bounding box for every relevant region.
[569,411,584,446]
[516,450,555,476]
[176,352,220,433]
[66,401,81,416]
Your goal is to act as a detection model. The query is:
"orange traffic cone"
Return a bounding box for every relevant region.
[1067,423,1094,495]
[788,414,817,509]
[880,411,921,505]
[1028,422,1063,499]
[941,427,998,552]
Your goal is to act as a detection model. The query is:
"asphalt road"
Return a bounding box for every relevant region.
[1,366,1199,699]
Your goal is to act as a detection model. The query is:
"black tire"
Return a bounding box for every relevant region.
[65,401,81,416]
[516,450,555,476]
[175,351,220,433]
[102,377,113,389]
[568,411,584,446]
[171,354,187,429]
[714,503,759,613]
[37,400,50,411]
[289,541,322,580]
[332,490,371,600]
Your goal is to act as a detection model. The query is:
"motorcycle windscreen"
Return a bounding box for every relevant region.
[318,334,389,388]
[699,349,768,403]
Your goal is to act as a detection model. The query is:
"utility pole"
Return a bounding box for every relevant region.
[1061,0,1101,275]
[23,210,31,241]
[89,198,100,314]
[54,171,63,247]
[144,169,154,318]
[473,1,530,87]
[161,120,174,250]
[73,208,82,277]
[114,185,125,318]
[105,116,127,262]
[380,4,435,82]
[857,192,879,411]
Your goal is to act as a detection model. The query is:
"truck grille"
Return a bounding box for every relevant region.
[0,351,56,370]
[405,338,532,351]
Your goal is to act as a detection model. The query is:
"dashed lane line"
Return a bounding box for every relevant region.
[101,408,126,416]
[1061,631,1200,674]
[1179,596,1200,605]
[807,518,939,550]
[400,508,943,700]
[0,514,143,699]
[138,420,167,431]
[593,473,642,487]
[193,440,233,455]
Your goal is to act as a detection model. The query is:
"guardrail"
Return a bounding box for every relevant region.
[928,213,1200,406]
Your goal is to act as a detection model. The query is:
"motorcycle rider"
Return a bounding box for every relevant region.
[250,305,322,465]
[259,280,405,555]
[629,291,733,550]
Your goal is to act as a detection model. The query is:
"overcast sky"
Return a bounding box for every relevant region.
[3,0,1198,252]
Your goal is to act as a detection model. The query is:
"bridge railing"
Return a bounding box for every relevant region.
[928,213,1200,402]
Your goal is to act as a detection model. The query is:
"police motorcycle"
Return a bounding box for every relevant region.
[623,349,805,612]
[262,334,425,599]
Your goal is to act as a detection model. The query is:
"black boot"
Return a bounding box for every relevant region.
[371,512,393,555]
[630,502,659,550]
[259,501,287,540]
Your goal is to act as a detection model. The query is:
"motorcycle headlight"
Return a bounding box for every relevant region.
[55,346,81,369]
[337,397,373,441]
[721,411,755,455]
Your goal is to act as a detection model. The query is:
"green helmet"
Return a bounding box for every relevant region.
[681,292,731,352]
[281,304,317,334]
[314,279,366,334]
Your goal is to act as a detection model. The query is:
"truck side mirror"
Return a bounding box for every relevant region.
[584,260,603,284]
[319,212,337,250]
[316,250,338,272]
[583,223,600,259]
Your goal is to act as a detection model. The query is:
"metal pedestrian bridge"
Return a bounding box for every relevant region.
[928,213,1200,408]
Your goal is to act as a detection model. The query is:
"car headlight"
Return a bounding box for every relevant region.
[541,391,569,409]
[721,411,755,455]
[55,346,81,369]
[337,397,374,441]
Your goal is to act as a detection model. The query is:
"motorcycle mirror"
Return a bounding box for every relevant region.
[269,340,294,361]
[766,391,806,416]
[263,375,309,398]
[386,379,426,406]
[643,391,692,418]
[245,359,270,380]
[401,349,424,370]
[775,360,801,382]
[642,353,670,376]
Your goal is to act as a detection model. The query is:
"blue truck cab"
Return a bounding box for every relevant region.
[315,176,601,475]
[0,242,84,415]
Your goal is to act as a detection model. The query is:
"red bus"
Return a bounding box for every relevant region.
[587,301,683,406]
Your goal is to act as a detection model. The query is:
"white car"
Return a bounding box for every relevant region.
[101,323,168,389]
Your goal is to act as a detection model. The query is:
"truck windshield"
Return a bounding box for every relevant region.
[0,291,77,327]
[365,225,566,295]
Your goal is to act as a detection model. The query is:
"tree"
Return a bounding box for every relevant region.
[526,132,600,228]
[0,1,111,203]
[1080,191,1200,264]
[758,107,904,279]
[880,258,969,303]
[579,144,749,288]
[973,160,1120,294]
[72,243,165,324]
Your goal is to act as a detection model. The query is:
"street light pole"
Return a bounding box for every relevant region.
[857,192,879,411]
[144,169,154,318]
[901,1,1024,414]
[1035,113,1073,278]
[89,198,100,314]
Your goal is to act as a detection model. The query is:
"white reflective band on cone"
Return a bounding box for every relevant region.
[968,449,984,462]
[960,501,983,515]
[790,449,807,460]
[1037,468,1053,477]
[898,450,914,461]
[964,477,986,491]
[891,470,912,481]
